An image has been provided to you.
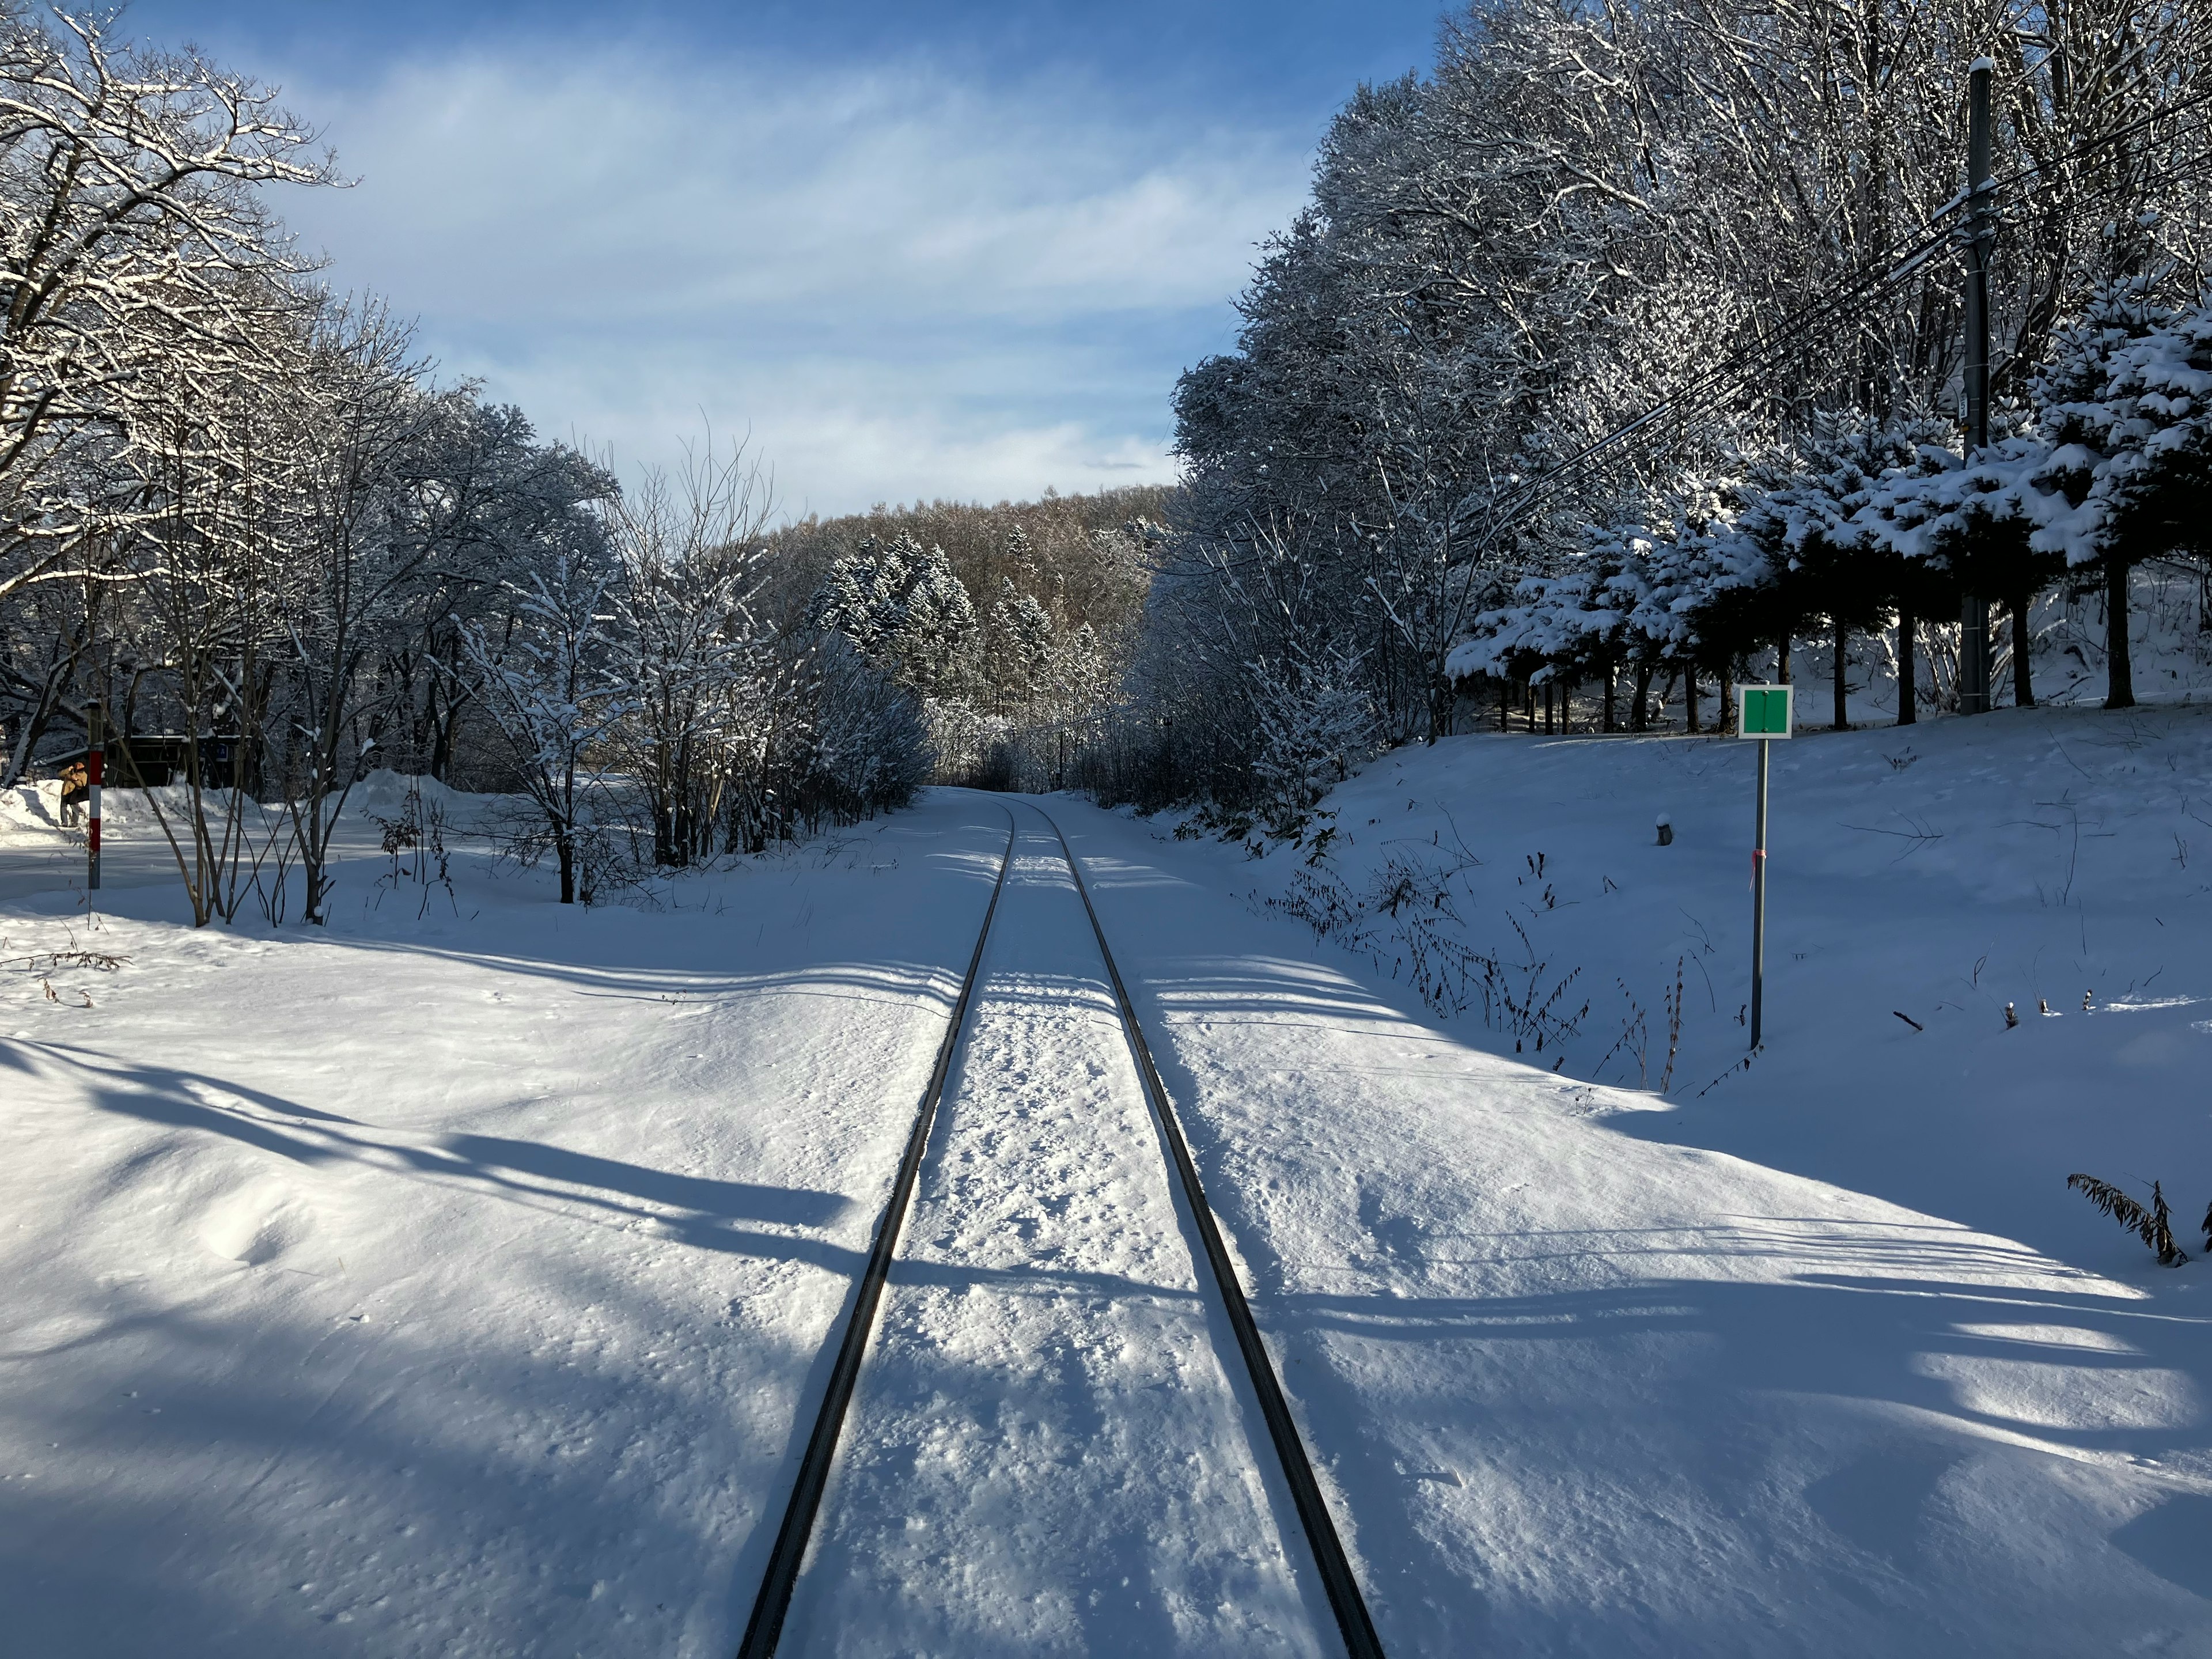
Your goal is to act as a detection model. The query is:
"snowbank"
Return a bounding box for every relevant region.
[0,779,69,840]
[1224,704,2212,1279]
[1039,790,2212,1653]
[0,795,1020,1655]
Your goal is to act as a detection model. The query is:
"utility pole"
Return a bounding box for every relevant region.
[1959,58,1995,714]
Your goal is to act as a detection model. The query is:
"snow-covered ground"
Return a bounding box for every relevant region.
[1096,706,2212,1653]
[5,703,2211,1656]
[0,783,1017,1655]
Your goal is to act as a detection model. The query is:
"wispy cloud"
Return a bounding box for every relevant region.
[270,41,1309,516]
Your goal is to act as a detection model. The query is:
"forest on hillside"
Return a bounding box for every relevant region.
[755,488,1168,789]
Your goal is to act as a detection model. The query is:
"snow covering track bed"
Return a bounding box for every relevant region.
[757,803,1381,1657]
[738,810,1018,1655]
[1037,806,1384,1659]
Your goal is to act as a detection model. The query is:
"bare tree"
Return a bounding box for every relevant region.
[461,551,630,904]
[602,441,775,868]
[0,6,329,608]
[276,298,460,923]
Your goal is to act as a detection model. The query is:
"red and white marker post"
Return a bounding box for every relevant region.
[86,703,103,892]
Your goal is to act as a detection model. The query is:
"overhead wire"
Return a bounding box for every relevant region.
[1171,90,2212,577]
[1472,89,2212,539]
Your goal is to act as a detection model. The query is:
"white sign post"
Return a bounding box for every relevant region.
[1736,685,1792,1048]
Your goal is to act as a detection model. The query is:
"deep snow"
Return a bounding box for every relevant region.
[1,783,1018,1654]
[1152,700,2212,1650]
[3,707,2211,1656]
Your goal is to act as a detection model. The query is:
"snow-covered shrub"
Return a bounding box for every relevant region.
[1264,845,1590,1052]
[802,635,933,824]
[1249,650,1379,833]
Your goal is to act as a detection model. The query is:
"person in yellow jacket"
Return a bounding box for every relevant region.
[59,759,89,826]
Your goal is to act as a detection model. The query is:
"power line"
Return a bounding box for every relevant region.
[1474,93,2212,538]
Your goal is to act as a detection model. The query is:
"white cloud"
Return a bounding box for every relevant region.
[460,337,1178,518]
[266,41,1306,516]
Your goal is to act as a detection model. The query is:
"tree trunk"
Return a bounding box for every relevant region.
[1603,664,1616,733]
[1777,634,1792,684]
[1896,607,1917,725]
[1,679,64,789]
[1719,660,1734,732]
[1543,680,1554,734]
[1499,676,1510,732]
[2105,560,2135,709]
[431,684,471,783]
[1630,660,1654,732]
[1685,663,1700,733]
[1833,616,1849,730]
[557,832,576,904]
[2012,594,2035,708]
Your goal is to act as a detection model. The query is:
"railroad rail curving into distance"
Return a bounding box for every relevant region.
[737,802,1385,1659]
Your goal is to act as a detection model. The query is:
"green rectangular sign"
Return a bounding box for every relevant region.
[1738,684,1793,738]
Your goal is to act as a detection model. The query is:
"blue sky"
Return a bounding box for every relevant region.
[125,1,1449,520]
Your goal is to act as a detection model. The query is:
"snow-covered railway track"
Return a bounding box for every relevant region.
[1032,806,1385,1659]
[736,810,1019,1657]
[737,804,1385,1658]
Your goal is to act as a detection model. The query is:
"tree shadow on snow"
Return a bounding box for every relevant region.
[1109,957,2212,1654]
[0,1223,829,1657]
[4,1038,854,1241]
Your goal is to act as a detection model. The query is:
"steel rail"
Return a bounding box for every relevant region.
[1035,805,1388,1659]
[734,810,1017,1659]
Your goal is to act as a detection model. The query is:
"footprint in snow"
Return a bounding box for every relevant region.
[196,1176,317,1268]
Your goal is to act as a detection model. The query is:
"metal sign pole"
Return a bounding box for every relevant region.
[1751,738,1767,1050]
[1737,684,1790,1050]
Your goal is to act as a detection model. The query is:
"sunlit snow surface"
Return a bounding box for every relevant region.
[3,717,2211,1655]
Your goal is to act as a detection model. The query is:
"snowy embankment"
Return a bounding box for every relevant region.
[1217,702,2212,1284]
[0,788,1015,1655]
[1106,699,2212,1651]
[3,717,2210,1656]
